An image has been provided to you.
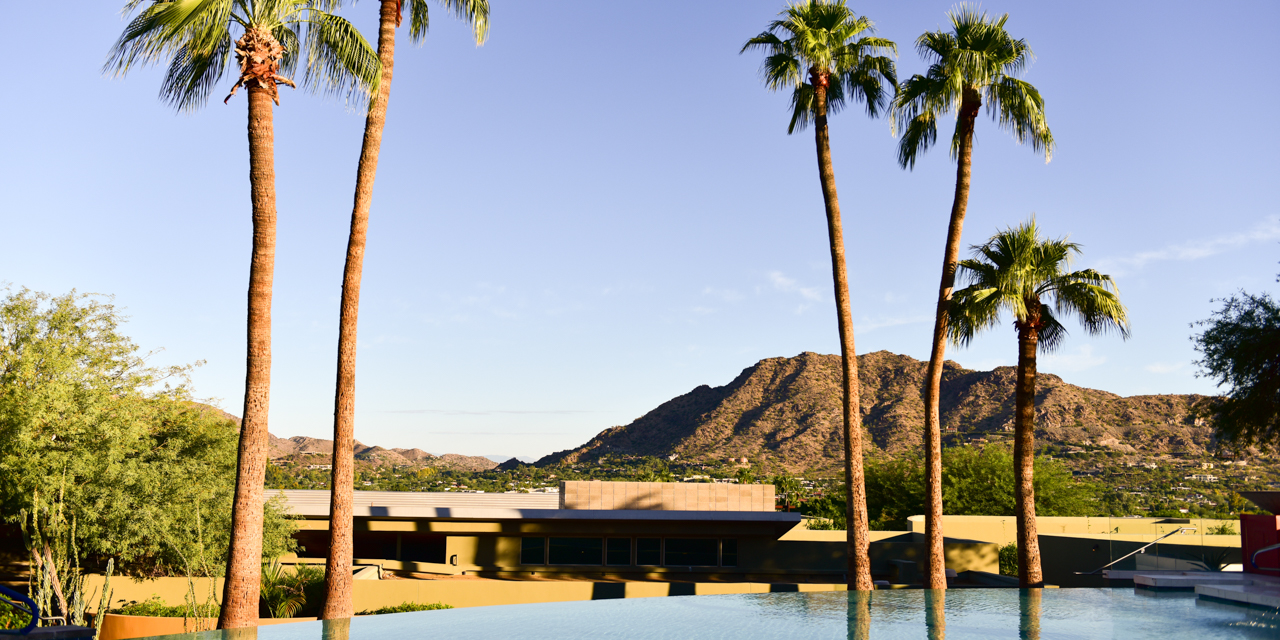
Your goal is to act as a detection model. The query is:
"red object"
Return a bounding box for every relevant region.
[1241,513,1280,575]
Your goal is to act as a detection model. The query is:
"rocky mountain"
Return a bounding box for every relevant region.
[536,351,1213,473]
[266,434,498,471]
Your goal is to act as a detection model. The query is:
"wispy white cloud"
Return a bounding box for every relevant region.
[767,271,822,301]
[1095,219,1280,275]
[1041,344,1106,373]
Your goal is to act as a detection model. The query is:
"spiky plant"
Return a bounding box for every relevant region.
[892,4,1054,590]
[741,0,895,592]
[947,219,1129,586]
[105,1,379,628]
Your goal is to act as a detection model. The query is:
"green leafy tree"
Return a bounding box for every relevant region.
[803,446,1093,530]
[323,0,487,619]
[741,0,896,592]
[1193,289,1280,449]
[892,5,1053,590]
[106,0,379,628]
[0,289,297,583]
[947,219,1128,587]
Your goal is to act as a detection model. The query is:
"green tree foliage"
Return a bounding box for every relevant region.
[998,542,1018,576]
[0,288,296,575]
[802,446,1094,530]
[1194,290,1280,449]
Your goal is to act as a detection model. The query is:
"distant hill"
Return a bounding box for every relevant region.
[266,434,498,472]
[536,351,1213,473]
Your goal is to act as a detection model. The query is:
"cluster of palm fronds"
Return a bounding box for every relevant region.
[259,561,324,619]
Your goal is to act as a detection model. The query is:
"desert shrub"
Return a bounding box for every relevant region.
[112,596,217,618]
[357,602,452,615]
[1206,522,1237,535]
[999,543,1018,576]
[0,606,32,630]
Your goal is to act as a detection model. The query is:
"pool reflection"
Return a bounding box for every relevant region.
[925,589,945,640]
[321,618,350,640]
[846,591,871,640]
[1019,588,1041,640]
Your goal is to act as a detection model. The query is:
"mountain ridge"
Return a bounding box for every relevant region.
[535,350,1212,473]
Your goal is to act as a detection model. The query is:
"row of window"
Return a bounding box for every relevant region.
[521,537,737,567]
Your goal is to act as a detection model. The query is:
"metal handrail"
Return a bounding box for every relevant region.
[0,584,39,636]
[1250,542,1280,572]
[1076,527,1197,575]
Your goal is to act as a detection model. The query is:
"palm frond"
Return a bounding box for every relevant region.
[787,84,815,134]
[841,54,896,117]
[158,34,233,111]
[302,10,381,104]
[989,77,1054,162]
[107,0,379,112]
[890,3,1050,167]
[947,284,1003,348]
[1036,304,1068,352]
[951,218,1130,352]
[409,0,489,45]
[742,0,896,130]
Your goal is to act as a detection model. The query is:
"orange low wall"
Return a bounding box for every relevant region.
[98,614,316,640]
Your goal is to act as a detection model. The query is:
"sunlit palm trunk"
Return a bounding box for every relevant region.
[1014,321,1044,587]
[920,90,980,590]
[220,85,277,630]
[322,0,399,620]
[812,76,872,592]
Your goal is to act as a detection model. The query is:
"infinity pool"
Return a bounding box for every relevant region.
[151,589,1279,640]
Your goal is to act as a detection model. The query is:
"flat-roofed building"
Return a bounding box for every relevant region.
[279,481,999,584]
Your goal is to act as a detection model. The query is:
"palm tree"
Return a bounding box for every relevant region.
[947,219,1129,586]
[741,0,895,591]
[891,5,1053,590]
[322,0,487,619]
[106,0,379,628]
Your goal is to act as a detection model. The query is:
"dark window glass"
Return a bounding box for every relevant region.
[548,537,604,565]
[606,538,632,566]
[521,537,546,565]
[636,538,662,566]
[353,532,397,561]
[663,538,719,566]
[401,535,447,564]
[721,539,737,567]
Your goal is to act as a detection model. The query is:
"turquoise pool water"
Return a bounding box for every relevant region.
[151,589,1279,640]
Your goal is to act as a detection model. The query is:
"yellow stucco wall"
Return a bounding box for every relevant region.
[907,515,1241,547]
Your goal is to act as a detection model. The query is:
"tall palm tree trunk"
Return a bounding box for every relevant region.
[920,90,981,590]
[1014,322,1044,587]
[220,85,278,630]
[811,74,871,592]
[321,0,399,620]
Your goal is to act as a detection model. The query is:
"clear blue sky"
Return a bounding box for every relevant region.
[2,1,1277,459]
